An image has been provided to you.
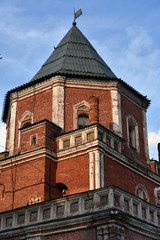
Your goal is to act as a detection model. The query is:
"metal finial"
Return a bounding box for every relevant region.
[73,8,82,25]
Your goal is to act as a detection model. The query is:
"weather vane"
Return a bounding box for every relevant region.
[73,8,82,25]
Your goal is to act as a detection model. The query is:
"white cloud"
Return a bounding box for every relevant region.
[148,130,160,160]
[0,123,6,152]
[94,26,160,102]
[148,130,160,147]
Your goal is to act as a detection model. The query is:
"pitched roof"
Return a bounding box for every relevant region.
[31,22,117,82]
[2,23,151,123]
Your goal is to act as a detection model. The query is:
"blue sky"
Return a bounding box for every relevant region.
[0,0,160,159]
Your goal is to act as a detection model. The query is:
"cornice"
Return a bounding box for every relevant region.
[0,147,56,168]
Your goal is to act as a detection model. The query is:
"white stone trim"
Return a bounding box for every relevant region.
[89,152,95,190]
[95,151,101,189]
[89,150,104,190]
[52,80,64,129]
[73,100,90,129]
[100,152,104,188]
[154,187,160,205]
[126,115,140,152]
[135,184,150,202]
[111,89,122,137]
[18,110,33,148]
[143,110,149,161]
[9,101,17,156]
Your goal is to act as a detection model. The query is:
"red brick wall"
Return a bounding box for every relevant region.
[56,153,90,195]
[14,88,53,154]
[121,94,146,160]
[44,228,94,240]
[104,155,157,203]
[64,87,112,132]
[0,157,47,212]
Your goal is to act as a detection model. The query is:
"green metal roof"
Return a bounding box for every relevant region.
[2,23,151,123]
[31,22,117,82]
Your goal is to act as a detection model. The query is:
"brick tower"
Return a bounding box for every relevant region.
[0,22,160,239]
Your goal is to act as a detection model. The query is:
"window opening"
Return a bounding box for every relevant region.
[133,203,138,215]
[64,139,70,148]
[56,183,68,194]
[85,199,93,210]
[43,208,50,219]
[150,211,154,222]
[6,217,12,227]
[114,195,120,207]
[18,214,25,225]
[124,199,129,211]
[70,202,78,213]
[114,141,118,151]
[106,137,110,146]
[30,211,37,222]
[136,184,150,202]
[75,135,82,145]
[142,207,146,218]
[100,195,108,206]
[31,136,36,146]
[57,206,64,216]
[129,125,136,149]
[98,132,103,141]
[87,132,94,141]
[22,121,31,128]
[78,114,89,128]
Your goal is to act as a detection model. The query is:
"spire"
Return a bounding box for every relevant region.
[73,8,82,25]
[31,24,117,82]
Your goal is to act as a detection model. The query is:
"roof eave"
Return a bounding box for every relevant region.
[2,73,150,123]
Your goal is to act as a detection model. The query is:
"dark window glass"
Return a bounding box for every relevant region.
[129,125,136,149]
[43,208,50,219]
[57,206,64,216]
[64,139,70,148]
[133,204,138,215]
[30,211,37,222]
[78,114,89,128]
[87,132,94,141]
[100,196,108,206]
[150,211,154,222]
[18,214,25,224]
[6,217,12,227]
[114,142,118,151]
[106,137,110,146]
[114,195,119,207]
[31,136,36,146]
[70,202,78,213]
[142,208,146,218]
[75,136,82,145]
[22,121,31,128]
[98,132,103,141]
[85,199,93,210]
[124,199,129,211]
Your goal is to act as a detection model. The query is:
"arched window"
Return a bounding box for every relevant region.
[135,184,149,202]
[78,114,89,129]
[127,115,139,152]
[73,100,90,129]
[56,183,68,194]
[31,136,36,146]
[154,187,160,205]
[22,121,31,128]
[129,125,135,148]
[18,110,33,148]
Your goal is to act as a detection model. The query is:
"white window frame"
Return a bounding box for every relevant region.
[73,100,90,129]
[127,115,139,152]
